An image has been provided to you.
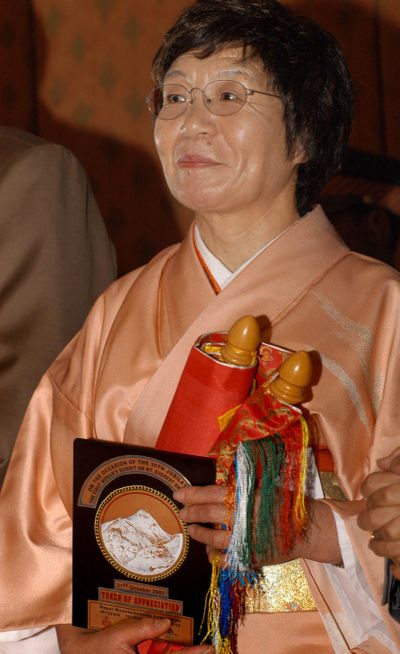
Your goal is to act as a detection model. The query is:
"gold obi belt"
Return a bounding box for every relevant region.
[246,559,317,613]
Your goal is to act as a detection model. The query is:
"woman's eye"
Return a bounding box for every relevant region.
[220,90,240,102]
[165,93,186,104]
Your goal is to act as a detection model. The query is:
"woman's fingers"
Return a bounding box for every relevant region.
[373,514,400,542]
[187,524,231,549]
[173,484,227,506]
[358,505,400,532]
[360,472,400,499]
[368,534,400,560]
[179,501,228,524]
[358,460,400,574]
[366,482,400,509]
[174,484,229,527]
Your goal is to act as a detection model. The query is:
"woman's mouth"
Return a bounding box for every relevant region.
[177,154,219,168]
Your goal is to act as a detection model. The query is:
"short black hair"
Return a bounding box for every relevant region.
[152,0,353,215]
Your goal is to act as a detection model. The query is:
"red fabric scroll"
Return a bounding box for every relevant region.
[156,333,256,456]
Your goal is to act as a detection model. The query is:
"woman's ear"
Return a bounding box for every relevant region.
[293,141,308,166]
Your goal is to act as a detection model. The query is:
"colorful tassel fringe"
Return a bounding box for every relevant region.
[206,390,309,653]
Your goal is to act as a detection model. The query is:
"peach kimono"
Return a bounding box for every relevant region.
[1,206,400,653]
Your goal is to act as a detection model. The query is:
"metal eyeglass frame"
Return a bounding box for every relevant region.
[146,79,282,119]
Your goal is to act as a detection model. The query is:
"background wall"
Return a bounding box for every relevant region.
[1,0,399,274]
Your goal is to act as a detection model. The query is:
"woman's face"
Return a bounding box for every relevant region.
[154,47,303,219]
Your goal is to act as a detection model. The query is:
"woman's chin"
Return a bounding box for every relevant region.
[173,190,231,215]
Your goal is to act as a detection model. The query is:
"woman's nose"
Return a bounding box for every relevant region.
[180,88,215,132]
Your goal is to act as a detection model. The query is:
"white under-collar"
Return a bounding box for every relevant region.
[194,223,294,289]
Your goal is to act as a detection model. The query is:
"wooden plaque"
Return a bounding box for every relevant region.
[73,438,215,647]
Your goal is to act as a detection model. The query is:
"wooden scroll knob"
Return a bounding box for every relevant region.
[270,350,313,405]
[220,315,261,367]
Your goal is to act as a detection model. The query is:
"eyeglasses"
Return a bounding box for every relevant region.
[146,79,281,120]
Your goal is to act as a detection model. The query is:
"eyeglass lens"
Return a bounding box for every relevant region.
[147,80,248,119]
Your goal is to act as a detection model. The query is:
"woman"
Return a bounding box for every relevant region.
[1,0,400,652]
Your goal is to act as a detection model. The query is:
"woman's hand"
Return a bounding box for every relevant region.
[358,448,400,579]
[56,619,214,654]
[174,484,231,561]
[173,484,342,566]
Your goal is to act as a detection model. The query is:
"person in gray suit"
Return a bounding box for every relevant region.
[0,129,213,653]
[0,126,117,487]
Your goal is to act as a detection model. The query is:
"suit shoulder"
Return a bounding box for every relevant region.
[0,127,82,175]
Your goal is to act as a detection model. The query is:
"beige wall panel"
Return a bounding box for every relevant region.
[32,0,190,274]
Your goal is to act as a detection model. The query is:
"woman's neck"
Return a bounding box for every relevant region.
[195,205,300,271]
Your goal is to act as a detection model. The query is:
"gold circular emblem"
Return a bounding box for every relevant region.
[95,485,189,581]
